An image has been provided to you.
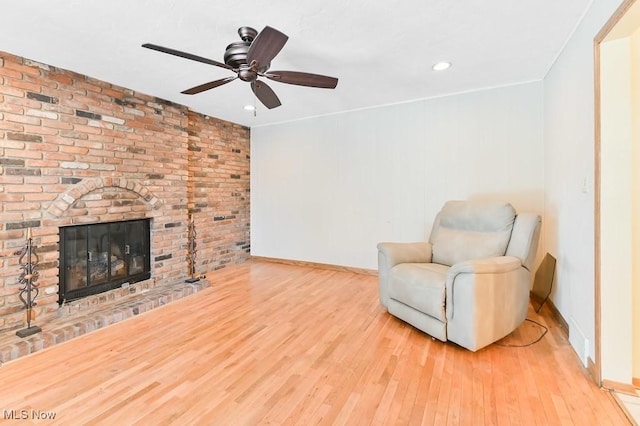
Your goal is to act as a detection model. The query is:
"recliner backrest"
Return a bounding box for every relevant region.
[505,213,542,271]
[429,200,516,266]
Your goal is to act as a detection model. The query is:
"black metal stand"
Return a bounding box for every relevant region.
[186,215,200,283]
[15,228,41,338]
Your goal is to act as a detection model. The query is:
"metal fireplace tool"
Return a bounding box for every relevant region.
[15,228,42,338]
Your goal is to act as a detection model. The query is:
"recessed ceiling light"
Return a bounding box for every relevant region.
[244,105,256,111]
[432,61,452,71]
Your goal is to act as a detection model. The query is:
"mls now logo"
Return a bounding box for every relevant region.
[3,409,57,420]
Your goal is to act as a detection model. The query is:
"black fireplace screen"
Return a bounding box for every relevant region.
[59,219,150,304]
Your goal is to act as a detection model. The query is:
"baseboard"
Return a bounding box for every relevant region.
[602,379,639,396]
[251,256,378,276]
[567,316,589,367]
[537,297,569,337]
[587,357,599,384]
[536,297,600,382]
[633,377,640,389]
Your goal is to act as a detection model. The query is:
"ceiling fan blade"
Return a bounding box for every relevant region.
[265,71,338,89]
[181,76,237,95]
[246,26,288,69]
[142,43,233,70]
[251,80,281,109]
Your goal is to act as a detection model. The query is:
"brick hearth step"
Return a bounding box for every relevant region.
[0,279,210,364]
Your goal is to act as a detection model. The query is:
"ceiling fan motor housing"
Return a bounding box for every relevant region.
[223,26,259,68]
[224,41,250,67]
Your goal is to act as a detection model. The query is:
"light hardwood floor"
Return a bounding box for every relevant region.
[0,260,631,425]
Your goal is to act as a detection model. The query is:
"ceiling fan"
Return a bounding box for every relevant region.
[142,26,338,109]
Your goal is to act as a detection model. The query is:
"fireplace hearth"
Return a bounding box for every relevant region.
[59,219,151,304]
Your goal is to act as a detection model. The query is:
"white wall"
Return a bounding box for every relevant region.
[543,0,623,369]
[251,82,544,270]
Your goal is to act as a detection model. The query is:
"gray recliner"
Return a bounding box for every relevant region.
[377,200,541,352]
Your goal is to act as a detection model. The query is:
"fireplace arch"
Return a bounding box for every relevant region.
[47,177,163,218]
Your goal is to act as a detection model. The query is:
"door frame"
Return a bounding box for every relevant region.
[593,0,638,389]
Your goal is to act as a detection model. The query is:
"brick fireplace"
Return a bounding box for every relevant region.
[0,51,250,335]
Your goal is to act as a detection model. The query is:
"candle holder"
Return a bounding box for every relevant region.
[185,215,200,283]
[15,228,42,338]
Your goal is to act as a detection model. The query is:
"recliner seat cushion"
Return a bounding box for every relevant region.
[431,201,516,266]
[388,263,449,321]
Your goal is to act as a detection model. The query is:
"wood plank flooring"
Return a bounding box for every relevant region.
[0,260,630,425]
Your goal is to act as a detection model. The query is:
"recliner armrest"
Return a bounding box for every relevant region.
[377,242,432,267]
[448,256,522,275]
[377,242,432,308]
[445,255,524,324]
[444,255,532,350]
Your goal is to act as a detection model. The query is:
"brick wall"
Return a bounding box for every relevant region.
[187,112,250,270]
[0,51,250,333]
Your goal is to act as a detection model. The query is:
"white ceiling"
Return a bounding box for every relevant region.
[2,0,591,128]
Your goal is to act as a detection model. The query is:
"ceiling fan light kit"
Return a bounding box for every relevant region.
[142,26,338,110]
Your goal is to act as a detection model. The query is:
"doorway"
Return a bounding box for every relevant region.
[595,0,640,391]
